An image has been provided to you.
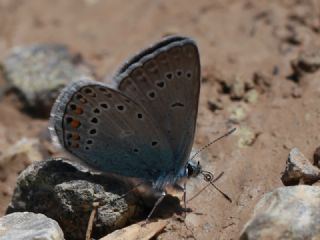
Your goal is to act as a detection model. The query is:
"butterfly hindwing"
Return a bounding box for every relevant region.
[49,79,175,180]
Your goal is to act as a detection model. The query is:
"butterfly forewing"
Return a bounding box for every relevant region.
[50,79,175,180]
[115,37,200,171]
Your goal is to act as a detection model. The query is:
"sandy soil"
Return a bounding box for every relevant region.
[1,0,320,239]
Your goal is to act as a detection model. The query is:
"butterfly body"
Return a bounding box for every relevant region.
[49,36,201,191]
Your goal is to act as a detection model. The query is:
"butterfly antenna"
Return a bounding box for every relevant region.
[187,171,225,203]
[190,128,236,161]
[201,170,232,202]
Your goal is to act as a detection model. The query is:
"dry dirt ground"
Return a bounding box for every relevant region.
[1,0,320,239]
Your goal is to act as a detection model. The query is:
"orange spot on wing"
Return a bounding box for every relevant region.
[75,106,84,115]
[72,133,80,140]
[71,120,81,128]
[71,142,79,148]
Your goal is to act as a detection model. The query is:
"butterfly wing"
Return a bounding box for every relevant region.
[114,36,200,171]
[49,78,175,181]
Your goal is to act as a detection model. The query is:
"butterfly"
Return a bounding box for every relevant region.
[49,36,229,220]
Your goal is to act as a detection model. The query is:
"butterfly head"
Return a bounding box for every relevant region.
[186,160,202,178]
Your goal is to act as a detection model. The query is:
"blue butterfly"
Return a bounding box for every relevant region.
[49,36,230,220]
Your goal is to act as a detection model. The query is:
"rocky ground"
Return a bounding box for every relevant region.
[1,0,320,239]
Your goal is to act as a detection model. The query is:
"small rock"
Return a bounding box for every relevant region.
[228,105,247,123]
[240,186,320,240]
[244,89,259,104]
[236,127,257,148]
[252,71,272,93]
[291,48,320,77]
[291,85,302,98]
[274,24,308,45]
[289,5,320,32]
[6,158,138,240]
[207,99,223,112]
[281,148,320,185]
[313,146,320,168]
[2,44,92,117]
[100,219,167,240]
[230,76,246,100]
[0,138,42,167]
[285,24,311,45]
[0,212,64,240]
[201,65,227,84]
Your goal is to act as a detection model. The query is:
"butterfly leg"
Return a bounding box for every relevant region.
[173,182,188,214]
[145,191,166,223]
[183,182,187,218]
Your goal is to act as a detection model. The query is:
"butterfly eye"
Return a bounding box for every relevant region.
[151,141,158,147]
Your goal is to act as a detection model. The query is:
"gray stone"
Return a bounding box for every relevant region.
[285,24,311,45]
[291,48,320,77]
[291,85,303,98]
[244,89,259,104]
[0,212,64,240]
[2,44,92,117]
[281,148,320,185]
[6,158,138,240]
[252,71,272,93]
[240,186,320,240]
[207,99,223,112]
[236,126,258,148]
[313,146,320,168]
[228,104,248,123]
[230,76,246,100]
